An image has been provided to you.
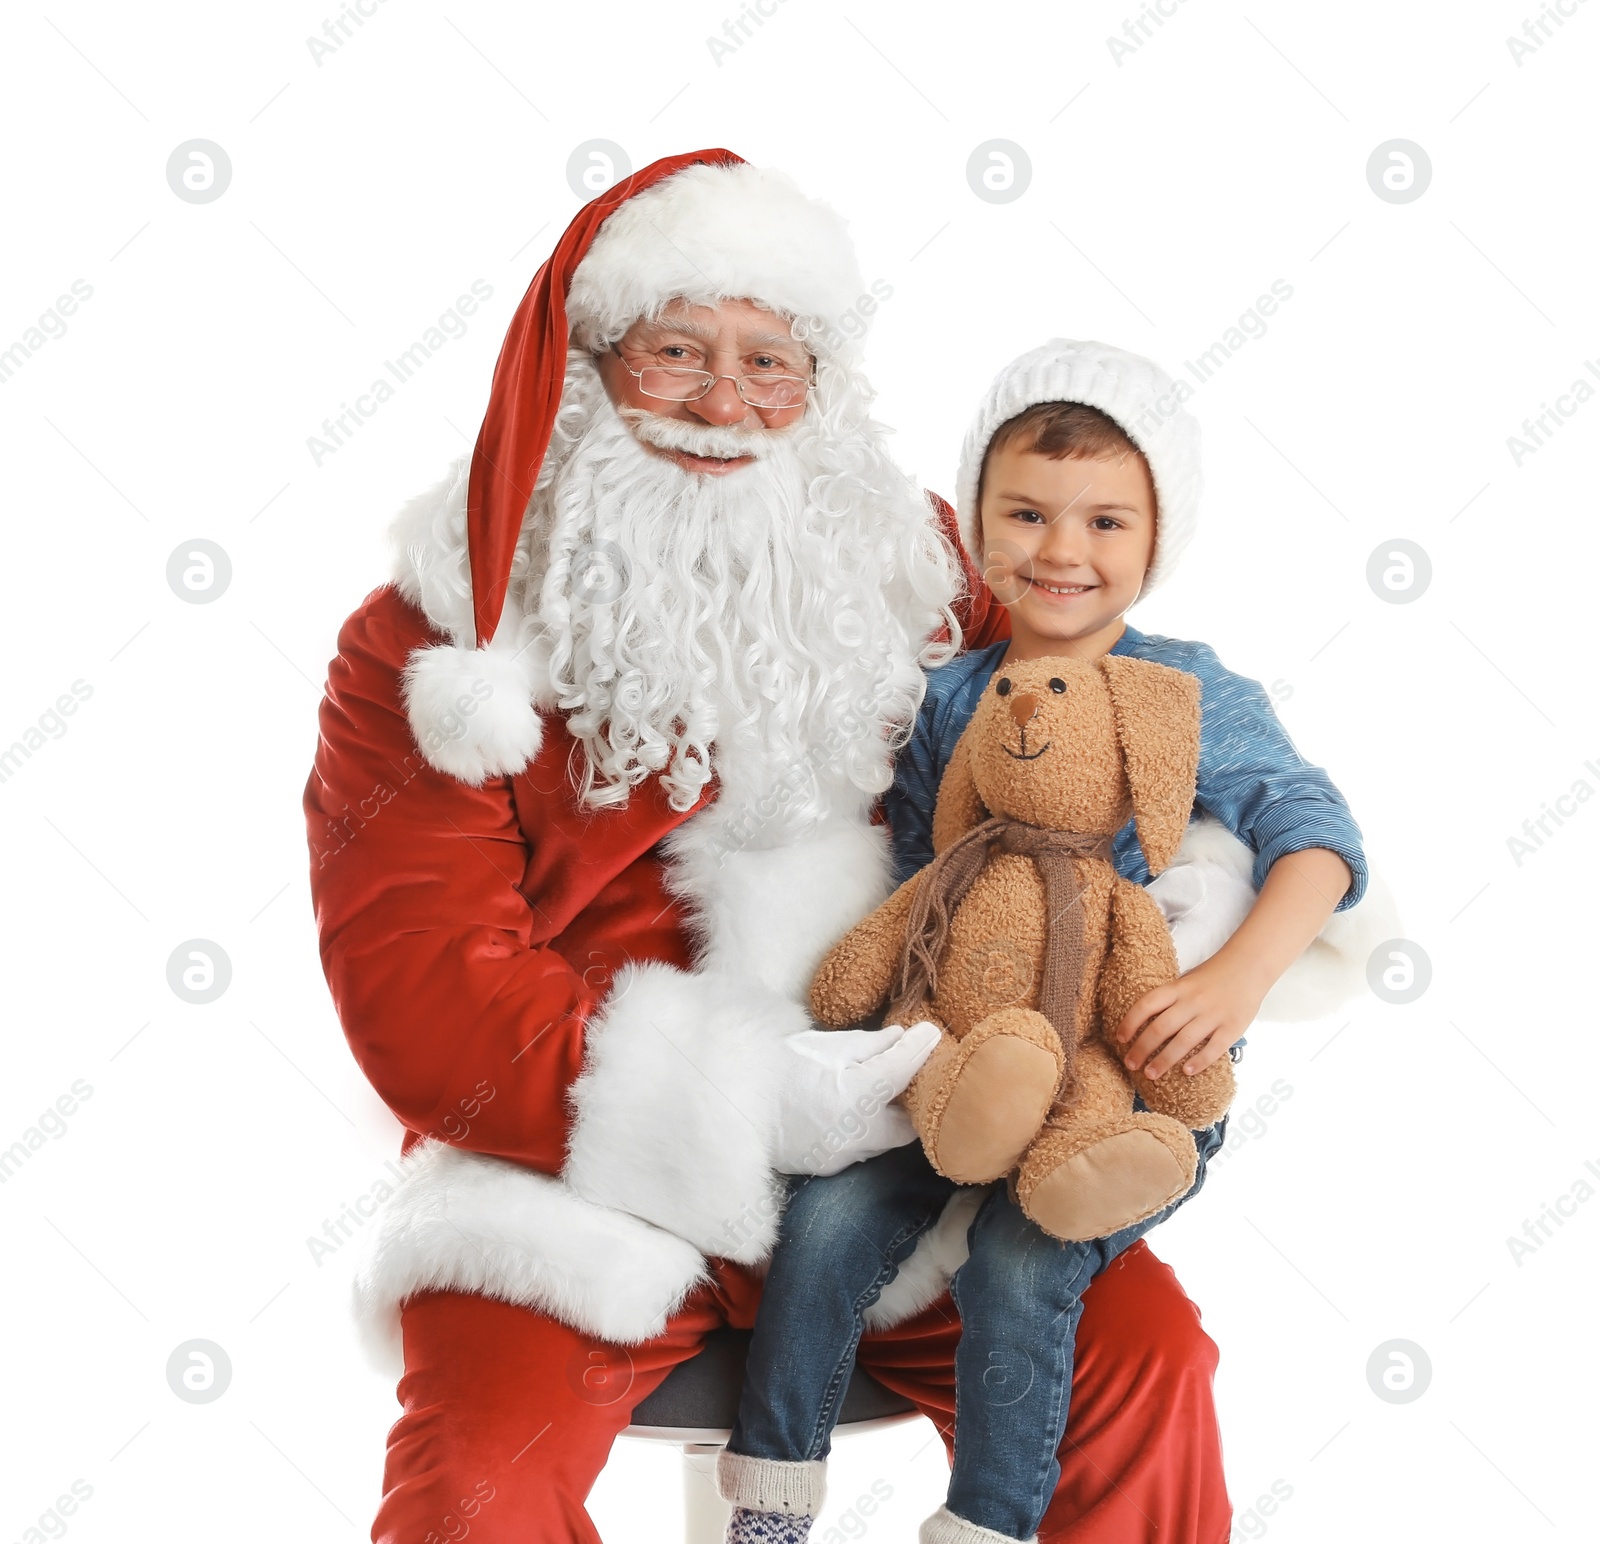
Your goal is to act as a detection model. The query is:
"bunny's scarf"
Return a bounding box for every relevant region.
[890,816,1114,1106]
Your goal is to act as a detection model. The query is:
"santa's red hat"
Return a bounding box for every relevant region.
[401,148,870,784]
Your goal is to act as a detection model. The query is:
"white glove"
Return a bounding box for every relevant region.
[771,1021,941,1177]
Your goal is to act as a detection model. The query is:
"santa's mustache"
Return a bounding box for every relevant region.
[616,405,790,461]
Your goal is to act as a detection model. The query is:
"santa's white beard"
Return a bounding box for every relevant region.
[521,360,956,836]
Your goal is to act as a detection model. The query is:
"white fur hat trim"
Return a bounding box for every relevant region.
[953,338,1202,596]
[566,161,866,351]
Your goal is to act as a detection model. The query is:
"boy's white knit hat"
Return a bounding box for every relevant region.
[954,338,1202,597]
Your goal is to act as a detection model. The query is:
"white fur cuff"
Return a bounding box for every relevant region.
[564,962,809,1262]
[351,1141,708,1376]
[716,1452,827,1516]
[921,1506,1036,1544]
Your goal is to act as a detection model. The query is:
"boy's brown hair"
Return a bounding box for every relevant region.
[977,401,1144,503]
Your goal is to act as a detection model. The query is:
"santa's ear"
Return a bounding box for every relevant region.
[1098,655,1200,874]
[931,718,989,853]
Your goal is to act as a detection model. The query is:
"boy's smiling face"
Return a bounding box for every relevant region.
[978,440,1157,662]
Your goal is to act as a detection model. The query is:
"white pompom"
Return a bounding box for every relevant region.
[401,641,545,784]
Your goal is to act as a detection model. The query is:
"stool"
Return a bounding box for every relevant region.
[623,1326,919,1544]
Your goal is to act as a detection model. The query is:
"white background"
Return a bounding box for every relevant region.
[2,2,1597,1540]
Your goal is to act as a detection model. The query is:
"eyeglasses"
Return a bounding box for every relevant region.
[609,345,813,409]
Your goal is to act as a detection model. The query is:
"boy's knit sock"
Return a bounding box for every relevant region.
[920,1504,1037,1544]
[717,1452,826,1544]
[726,1505,816,1544]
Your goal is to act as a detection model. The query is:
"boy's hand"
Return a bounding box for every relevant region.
[1116,847,1354,1079]
[1114,957,1264,1079]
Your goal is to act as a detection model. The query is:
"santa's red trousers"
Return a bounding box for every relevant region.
[372,1239,1230,1543]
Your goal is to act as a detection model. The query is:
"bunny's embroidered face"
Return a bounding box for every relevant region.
[971,658,1130,836]
[935,654,1202,874]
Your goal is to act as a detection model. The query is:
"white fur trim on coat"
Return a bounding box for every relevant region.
[660,814,897,1003]
[563,961,809,1263]
[352,1140,708,1375]
[388,453,474,640]
[566,161,867,352]
[555,807,900,1267]
[1150,816,1400,1022]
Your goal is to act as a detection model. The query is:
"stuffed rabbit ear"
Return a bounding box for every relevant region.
[1098,655,1201,874]
[931,716,989,854]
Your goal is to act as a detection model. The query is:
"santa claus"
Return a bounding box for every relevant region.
[306,149,1233,1543]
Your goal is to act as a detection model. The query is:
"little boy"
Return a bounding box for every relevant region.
[716,340,1368,1544]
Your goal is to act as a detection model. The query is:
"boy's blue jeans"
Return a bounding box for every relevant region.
[728,1116,1226,1541]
